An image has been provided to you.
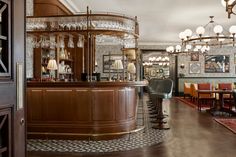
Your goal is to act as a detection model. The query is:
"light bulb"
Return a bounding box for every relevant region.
[196,26,205,35]
[229,25,236,34]
[214,25,223,34]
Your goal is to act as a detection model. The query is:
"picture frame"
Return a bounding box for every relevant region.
[189,62,201,74]
[149,69,157,77]
[103,54,127,73]
[190,52,199,61]
[205,55,230,73]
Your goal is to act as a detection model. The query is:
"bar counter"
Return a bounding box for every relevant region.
[27,81,147,140]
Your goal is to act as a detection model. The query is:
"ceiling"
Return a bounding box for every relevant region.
[60,0,235,45]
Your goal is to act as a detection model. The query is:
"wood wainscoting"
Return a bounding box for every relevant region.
[26,81,145,140]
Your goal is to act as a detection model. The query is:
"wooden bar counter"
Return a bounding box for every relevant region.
[27,81,147,140]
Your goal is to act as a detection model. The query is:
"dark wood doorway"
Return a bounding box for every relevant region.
[0,0,25,157]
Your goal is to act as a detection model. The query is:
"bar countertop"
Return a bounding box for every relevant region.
[27,80,148,88]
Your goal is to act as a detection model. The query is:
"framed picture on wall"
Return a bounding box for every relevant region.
[189,62,201,74]
[103,54,127,73]
[205,55,230,73]
[190,52,199,61]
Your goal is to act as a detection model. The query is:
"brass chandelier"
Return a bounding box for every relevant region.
[221,0,236,18]
[166,16,236,55]
[179,16,236,47]
[166,44,209,55]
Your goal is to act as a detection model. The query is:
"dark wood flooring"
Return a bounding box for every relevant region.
[27,96,236,157]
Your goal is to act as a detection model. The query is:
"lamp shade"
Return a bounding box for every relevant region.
[196,26,205,35]
[47,59,58,70]
[184,29,192,37]
[127,63,136,74]
[114,60,123,70]
[221,0,235,7]
[124,49,136,60]
[214,25,223,34]
[229,25,236,34]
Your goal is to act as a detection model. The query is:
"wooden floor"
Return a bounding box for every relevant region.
[28,96,236,157]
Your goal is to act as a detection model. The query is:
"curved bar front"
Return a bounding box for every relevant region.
[27,81,147,140]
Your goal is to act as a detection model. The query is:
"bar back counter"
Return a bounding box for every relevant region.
[27,81,147,139]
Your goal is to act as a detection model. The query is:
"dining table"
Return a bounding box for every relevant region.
[196,89,236,116]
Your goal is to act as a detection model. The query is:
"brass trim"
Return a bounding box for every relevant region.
[28,126,145,137]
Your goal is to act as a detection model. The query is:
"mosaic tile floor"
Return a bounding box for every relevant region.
[27,98,171,153]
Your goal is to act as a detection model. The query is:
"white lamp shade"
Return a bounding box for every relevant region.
[184,29,193,37]
[175,45,181,51]
[195,45,202,49]
[196,26,205,35]
[221,0,235,6]
[124,49,136,60]
[229,25,236,34]
[47,59,58,70]
[169,46,174,52]
[127,63,136,74]
[166,47,169,52]
[179,32,185,39]
[114,60,123,70]
[214,25,223,34]
[193,48,198,52]
[186,44,192,50]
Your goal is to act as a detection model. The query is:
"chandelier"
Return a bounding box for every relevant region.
[179,16,236,48]
[143,56,170,66]
[166,44,209,55]
[221,0,236,18]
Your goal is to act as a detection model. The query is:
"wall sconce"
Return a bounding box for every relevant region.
[180,64,185,69]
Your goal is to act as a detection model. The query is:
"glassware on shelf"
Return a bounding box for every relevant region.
[77,34,84,48]
[49,35,56,49]
[58,35,65,48]
[68,34,74,48]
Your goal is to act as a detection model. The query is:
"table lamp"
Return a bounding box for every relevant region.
[114,60,123,81]
[47,58,58,81]
[127,62,136,81]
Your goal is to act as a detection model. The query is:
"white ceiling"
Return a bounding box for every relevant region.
[61,0,235,44]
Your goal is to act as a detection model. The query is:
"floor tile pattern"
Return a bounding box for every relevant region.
[27,98,171,153]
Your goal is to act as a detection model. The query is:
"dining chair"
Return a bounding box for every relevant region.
[217,83,234,110]
[190,83,198,102]
[197,83,215,111]
[184,82,191,99]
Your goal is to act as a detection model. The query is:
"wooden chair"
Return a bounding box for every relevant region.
[197,83,215,111]
[190,83,198,102]
[217,83,234,110]
[184,83,191,99]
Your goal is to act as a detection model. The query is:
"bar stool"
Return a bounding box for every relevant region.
[152,79,173,130]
